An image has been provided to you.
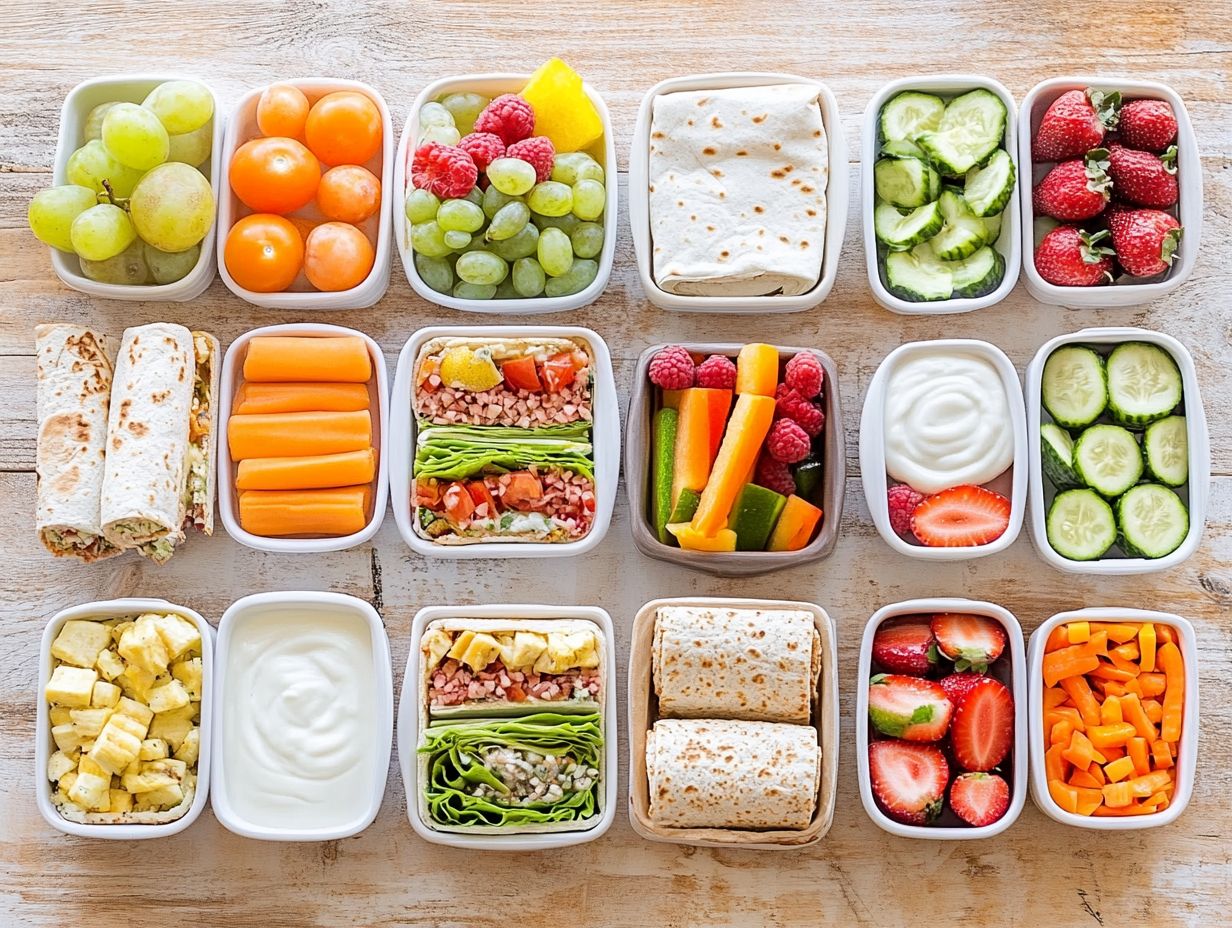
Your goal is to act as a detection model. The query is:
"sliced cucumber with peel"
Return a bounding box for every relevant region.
[963,149,1016,217]
[880,92,946,143]
[1042,345,1108,428]
[1117,483,1189,559]
[874,200,944,250]
[1106,342,1183,426]
[1143,415,1188,486]
[1047,488,1117,561]
[882,139,927,160]
[1041,423,1083,490]
[949,246,1004,298]
[875,157,941,209]
[931,190,988,260]
[884,248,952,301]
[916,89,1007,176]
[1073,424,1143,497]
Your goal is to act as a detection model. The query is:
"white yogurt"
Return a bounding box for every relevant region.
[883,350,1013,495]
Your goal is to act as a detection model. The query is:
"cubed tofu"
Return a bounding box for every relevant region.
[108,789,134,814]
[51,722,85,754]
[117,665,157,703]
[147,678,191,714]
[49,706,73,727]
[139,738,169,761]
[149,704,195,751]
[171,658,203,700]
[118,618,170,676]
[173,728,200,767]
[47,750,78,783]
[95,649,125,681]
[45,665,98,707]
[134,782,184,811]
[91,680,122,708]
[149,613,201,660]
[88,713,147,775]
[51,620,114,668]
[69,707,114,739]
[115,696,154,728]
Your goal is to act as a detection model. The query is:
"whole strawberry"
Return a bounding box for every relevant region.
[1107,207,1182,278]
[1033,88,1120,162]
[1119,98,1178,152]
[1034,225,1114,287]
[1032,149,1111,221]
[1107,143,1178,208]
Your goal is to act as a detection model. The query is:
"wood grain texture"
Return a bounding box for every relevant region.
[1,1,1230,926]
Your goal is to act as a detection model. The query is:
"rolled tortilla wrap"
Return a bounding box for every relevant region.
[186,331,219,536]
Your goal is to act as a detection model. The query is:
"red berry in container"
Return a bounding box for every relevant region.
[474,94,535,146]
[505,136,556,183]
[754,452,797,497]
[868,740,949,826]
[695,354,737,390]
[939,671,988,706]
[765,418,810,464]
[886,484,924,536]
[1118,98,1178,152]
[950,772,1010,827]
[1106,143,1179,209]
[411,142,478,199]
[949,677,1014,771]
[457,132,506,173]
[774,384,825,436]
[647,345,694,390]
[871,619,936,675]
[1032,88,1119,162]
[784,351,824,397]
[1032,152,1111,221]
[1034,225,1115,287]
[1107,206,1182,278]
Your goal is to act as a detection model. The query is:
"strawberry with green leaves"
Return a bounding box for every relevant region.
[1033,149,1111,221]
[931,612,1006,672]
[1032,88,1120,162]
[1107,143,1178,208]
[868,674,953,741]
[1034,225,1115,287]
[1107,207,1182,278]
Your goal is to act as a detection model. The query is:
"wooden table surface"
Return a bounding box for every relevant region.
[2,2,1229,925]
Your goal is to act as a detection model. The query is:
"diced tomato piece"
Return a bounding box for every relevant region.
[500,356,541,392]
[542,353,577,392]
[443,482,475,522]
[502,471,543,508]
[466,480,498,513]
[506,683,526,701]
[416,478,442,508]
[416,357,440,392]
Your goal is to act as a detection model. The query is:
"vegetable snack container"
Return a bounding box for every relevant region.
[217,323,390,553]
[1027,608,1197,829]
[861,75,1021,315]
[628,72,849,314]
[50,74,225,302]
[217,78,393,309]
[396,73,617,314]
[856,598,1028,840]
[1026,327,1209,574]
[35,598,214,840]
[625,343,845,576]
[1018,77,1202,308]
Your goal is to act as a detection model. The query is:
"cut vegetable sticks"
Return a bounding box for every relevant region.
[235,448,376,491]
[228,410,372,460]
[1158,641,1184,743]
[238,485,371,536]
[243,336,372,383]
[233,381,371,414]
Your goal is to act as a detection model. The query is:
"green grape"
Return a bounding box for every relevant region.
[128,163,213,253]
[83,102,117,141]
[80,240,151,285]
[456,250,509,286]
[410,220,451,257]
[101,102,170,170]
[70,203,136,261]
[66,140,143,198]
[537,227,573,277]
[419,102,456,129]
[464,186,485,207]
[482,185,522,219]
[419,125,461,147]
[571,179,605,221]
[144,241,200,284]
[405,188,441,224]
[486,201,530,241]
[512,257,546,297]
[443,230,472,250]
[166,122,213,167]
[527,181,573,218]
[570,222,604,259]
[488,222,538,261]
[440,92,488,135]
[487,158,536,196]
[437,198,485,233]
[494,278,519,300]
[415,253,455,294]
[545,258,598,297]
[143,80,214,134]
[533,212,579,235]
[28,185,98,252]
[551,152,604,185]
[453,281,496,300]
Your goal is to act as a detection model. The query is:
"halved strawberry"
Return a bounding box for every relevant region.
[949,772,1010,827]
[910,484,1011,548]
[950,677,1014,772]
[872,619,937,675]
[868,740,949,825]
[931,613,1007,672]
[868,674,953,742]
[939,671,987,705]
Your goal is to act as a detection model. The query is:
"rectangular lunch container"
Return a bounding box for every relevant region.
[50,74,225,302]
[856,598,1028,840]
[35,598,214,840]
[628,72,848,314]
[625,343,844,576]
[396,73,617,314]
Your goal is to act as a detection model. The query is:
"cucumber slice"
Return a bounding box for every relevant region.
[1106,342,1183,427]
[882,139,926,160]
[1074,424,1143,497]
[884,248,952,301]
[982,211,1003,243]
[1047,488,1117,561]
[931,190,987,260]
[963,150,1016,217]
[1143,415,1188,486]
[874,157,941,209]
[1042,345,1108,428]
[1041,423,1083,490]
[880,92,946,143]
[949,246,1005,298]
[1117,483,1188,559]
[917,89,1007,176]
[874,200,945,250]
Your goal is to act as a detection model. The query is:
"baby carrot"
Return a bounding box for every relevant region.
[1049,779,1080,815]
[1138,623,1157,673]
[1051,718,1075,746]
[1142,699,1164,724]
[1074,787,1103,816]
[1060,675,1101,728]
[1127,770,1173,798]
[1044,644,1101,687]
[1152,740,1174,769]
[1091,622,1139,643]
[1088,722,1136,749]
[1099,695,1123,726]
[1156,625,1176,646]
[1045,625,1071,652]
[1044,686,1070,710]
[1048,706,1085,733]
[1046,744,1070,783]
[1128,737,1151,777]
[1121,693,1157,743]
[1158,641,1184,743]
[1102,781,1134,808]
[1140,673,1166,697]
[1061,731,1097,769]
[1070,767,1102,789]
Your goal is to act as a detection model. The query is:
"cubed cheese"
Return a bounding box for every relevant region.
[51,620,113,668]
[45,665,98,707]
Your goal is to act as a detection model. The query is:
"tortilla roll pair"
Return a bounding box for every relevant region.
[235,448,375,491]
[238,484,370,536]
[232,381,370,415]
[243,336,371,383]
[227,410,371,460]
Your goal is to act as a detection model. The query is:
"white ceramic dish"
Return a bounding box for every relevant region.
[859,338,1028,559]
[398,603,618,850]
[1027,607,1197,829]
[1018,76,1202,308]
[628,71,848,313]
[49,74,224,302]
[210,591,392,841]
[216,77,393,309]
[396,72,617,314]
[389,324,618,559]
[217,322,389,553]
[1026,327,1209,574]
[856,598,1028,839]
[861,74,1021,315]
[35,598,214,840]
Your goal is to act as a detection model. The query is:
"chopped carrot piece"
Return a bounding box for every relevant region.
[1070,768,1101,789]
[1060,675,1101,728]
[1099,695,1123,726]
[1061,731,1096,769]
[1046,743,1070,783]
[1089,663,1136,683]
[1138,623,1157,673]
[1128,737,1151,777]
[1128,770,1173,798]
[1143,699,1164,724]
[1047,706,1085,733]
[1108,651,1141,676]
[1121,693,1157,742]
[1087,630,1109,654]
[1112,641,1140,662]
[1152,740,1174,769]
[1098,680,1129,697]
[1140,673,1166,697]
[1156,625,1176,645]
[1044,645,1101,688]
[1144,792,1169,811]
[1051,719,1075,746]
[1086,762,1106,786]
[1044,686,1070,710]
[1088,722,1136,749]
[1158,641,1184,743]
[1125,678,1144,698]
[1102,781,1134,808]
[1074,787,1104,816]
[1092,801,1161,817]
[1049,779,1080,814]
[1091,622,1139,643]
[1067,621,1091,644]
[1045,625,1071,652]
[1104,756,1136,783]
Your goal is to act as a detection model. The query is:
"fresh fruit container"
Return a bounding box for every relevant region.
[1026,327,1208,575]
[47,74,224,302]
[1018,77,1201,308]
[628,72,848,314]
[217,78,393,309]
[1027,608,1197,829]
[35,598,214,840]
[861,75,1021,315]
[856,599,1027,839]
[217,323,389,553]
[396,71,617,314]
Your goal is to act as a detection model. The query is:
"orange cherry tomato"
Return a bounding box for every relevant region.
[230,136,321,214]
[316,165,381,224]
[256,83,309,139]
[304,91,382,166]
[224,214,304,292]
[303,222,374,291]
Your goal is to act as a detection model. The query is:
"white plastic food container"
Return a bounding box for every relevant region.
[1025,326,1209,574]
[860,338,1028,559]
[1018,76,1202,308]
[217,77,393,309]
[35,598,214,840]
[862,74,1021,315]
[398,603,618,850]
[49,74,225,302]
[628,72,848,313]
[210,591,393,841]
[396,72,617,314]
[1027,607,1197,830]
[856,598,1028,840]
[388,324,618,558]
[217,322,390,553]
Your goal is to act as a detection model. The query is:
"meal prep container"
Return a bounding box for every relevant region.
[389,324,618,558]
[396,72,617,314]
[398,603,618,850]
[625,343,844,576]
[627,597,838,848]
[217,322,390,553]
[860,338,1028,559]
[210,591,392,841]
[217,77,393,309]
[861,74,1021,315]
[628,72,849,313]
[1018,77,1201,308]
[856,598,1028,840]
[35,598,214,840]
[1026,327,1208,575]
[1027,607,1197,829]
[50,74,225,302]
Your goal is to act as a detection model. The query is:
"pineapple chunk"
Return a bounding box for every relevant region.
[51,722,86,753]
[122,759,187,793]
[118,618,170,676]
[422,628,452,669]
[78,755,108,778]
[519,58,604,153]
[47,750,78,783]
[69,707,114,739]
[49,706,73,727]
[108,789,134,814]
[89,713,147,775]
[115,696,154,728]
[149,704,195,751]
[51,620,113,668]
[502,631,548,670]
[117,665,157,703]
[110,620,133,642]
[173,728,200,766]
[171,658,204,700]
[147,678,191,714]
[139,738,169,760]
[134,782,184,811]
[534,631,596,674]
[449,631,501,671]
[68,765,111,811]
[91,680,122,708]
[149,613,201,659]
[57,769,78,799]
[95,648,125,680]
[45,665,98,707]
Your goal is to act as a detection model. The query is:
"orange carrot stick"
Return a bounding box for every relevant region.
[238,485,372,537]
[1138,623,1157,673]
[1051,719,1075,746]
[1044,645,1101,688]
[235,448,376,491]
[233,381,371,415]
[1059,675,1101,728]
[1151,740,1174,769]
[1086,761,1106,786]
[1048,706,1086,733]
[1088,722,1136,749]
[243,336,372,383]
[1089,663,1136,683]
[1101,781,1134,808]
[1045,744,1069,783]
[1074,786,1103,816]
[1099,695,1123,726]
[1121,693,1157,743]
[1044,686,1070,710]
[1104,756,1135,783]
[1049,779,1079,814]
[1091,622,1139,643]
[1156,625,1176,646]
[228,410,372,460]
[1112,641,1141,662]
[1142,699,1164,725]
[1128,737,1151,777]
[1108,650,1141,676]
[1092,801,1162,817]
[1045,625,1071,653]
[1066,621,1091,644]
[1140,672,1166,697]
[1061,731,1096,769]
[1158,641,1184,743]
[1127,770,1173,798]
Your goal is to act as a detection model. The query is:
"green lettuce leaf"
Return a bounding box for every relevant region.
[413,425,595,481]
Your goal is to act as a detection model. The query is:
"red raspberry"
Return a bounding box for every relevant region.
[695,354,737,390]
[411,142,477,199]
[506,136,555,183]
[647,345,694,390]
[755,453,797,497]
[458,132,506,173]
[784,351,824,398]
[474,94,535,146]
[887,484,925,536]
[775,384,825,437]
[765,418,810,463]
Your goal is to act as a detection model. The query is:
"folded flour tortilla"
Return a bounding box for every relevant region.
[649,83,828,296]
